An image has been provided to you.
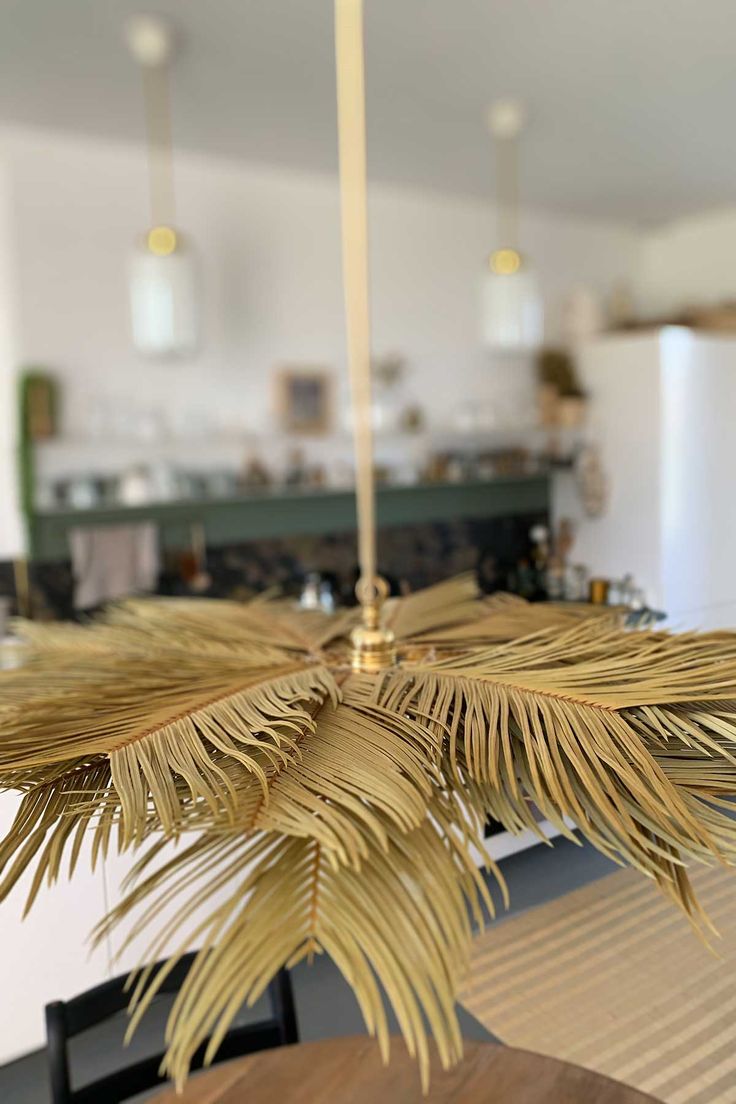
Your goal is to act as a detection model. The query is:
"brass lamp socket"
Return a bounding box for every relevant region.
[350,624,397,673]
[147,225,179,256]
[489,248,522,275]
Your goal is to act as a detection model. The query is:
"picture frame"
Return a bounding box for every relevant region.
[276,367,332,435]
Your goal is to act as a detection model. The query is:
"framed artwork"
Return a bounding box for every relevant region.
[276,368,332,434]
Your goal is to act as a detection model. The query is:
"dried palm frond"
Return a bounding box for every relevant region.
[5,0,733,1091]
[412,588,626,647]
[2,578,736,1088]
[95,821,476,1090]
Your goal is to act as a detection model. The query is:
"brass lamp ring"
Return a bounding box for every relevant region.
[355,575,390,609]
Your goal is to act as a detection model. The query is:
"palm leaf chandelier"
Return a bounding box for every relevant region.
[3,0,736,1092]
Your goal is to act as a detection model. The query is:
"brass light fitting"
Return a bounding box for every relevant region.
[147,225,178,256]
[489,247,522,275]
[351,577,397,672]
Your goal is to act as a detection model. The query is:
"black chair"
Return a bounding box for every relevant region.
[45,953,298,1104]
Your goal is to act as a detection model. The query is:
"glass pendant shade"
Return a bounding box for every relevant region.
[129,237,199,357]
[480,262,543,350]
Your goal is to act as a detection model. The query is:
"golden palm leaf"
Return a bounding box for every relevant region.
[2,578,736,1087]
[5,1,732,1092]
[95,822,476,1090]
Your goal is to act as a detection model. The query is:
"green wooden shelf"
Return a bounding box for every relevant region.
[28,475,550,563]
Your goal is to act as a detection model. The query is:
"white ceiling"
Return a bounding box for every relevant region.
[1,0,735,225]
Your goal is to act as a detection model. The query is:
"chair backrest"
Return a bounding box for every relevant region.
[45,953,298,1104]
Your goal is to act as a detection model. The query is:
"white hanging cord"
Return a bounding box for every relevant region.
[495,130,519,252]
[126,15,177,239]
[142,63,176,231]
[487,99,526,269]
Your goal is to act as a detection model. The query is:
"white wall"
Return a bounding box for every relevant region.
[0,124,639,551]
[0,165,24,560]
[638,206,736,318]
[0,794,111,1063]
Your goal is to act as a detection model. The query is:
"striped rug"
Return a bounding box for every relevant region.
[460,865,736,1104]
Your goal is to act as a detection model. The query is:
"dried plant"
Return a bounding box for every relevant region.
[2,1,736,1093]
[1,575,736,1087]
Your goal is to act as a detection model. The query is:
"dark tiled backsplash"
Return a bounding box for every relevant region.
[0,513,544,620]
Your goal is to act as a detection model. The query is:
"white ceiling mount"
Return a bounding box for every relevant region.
[486,99,527,141]
[125,14,175,68]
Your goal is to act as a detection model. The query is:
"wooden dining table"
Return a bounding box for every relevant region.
[150,1037,661,1103]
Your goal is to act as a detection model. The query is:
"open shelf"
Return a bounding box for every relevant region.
[28,474,551,562]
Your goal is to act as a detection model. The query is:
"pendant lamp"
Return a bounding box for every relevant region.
[480,99,543,350]
[1,2,736,1095]
[126,15,199,357]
